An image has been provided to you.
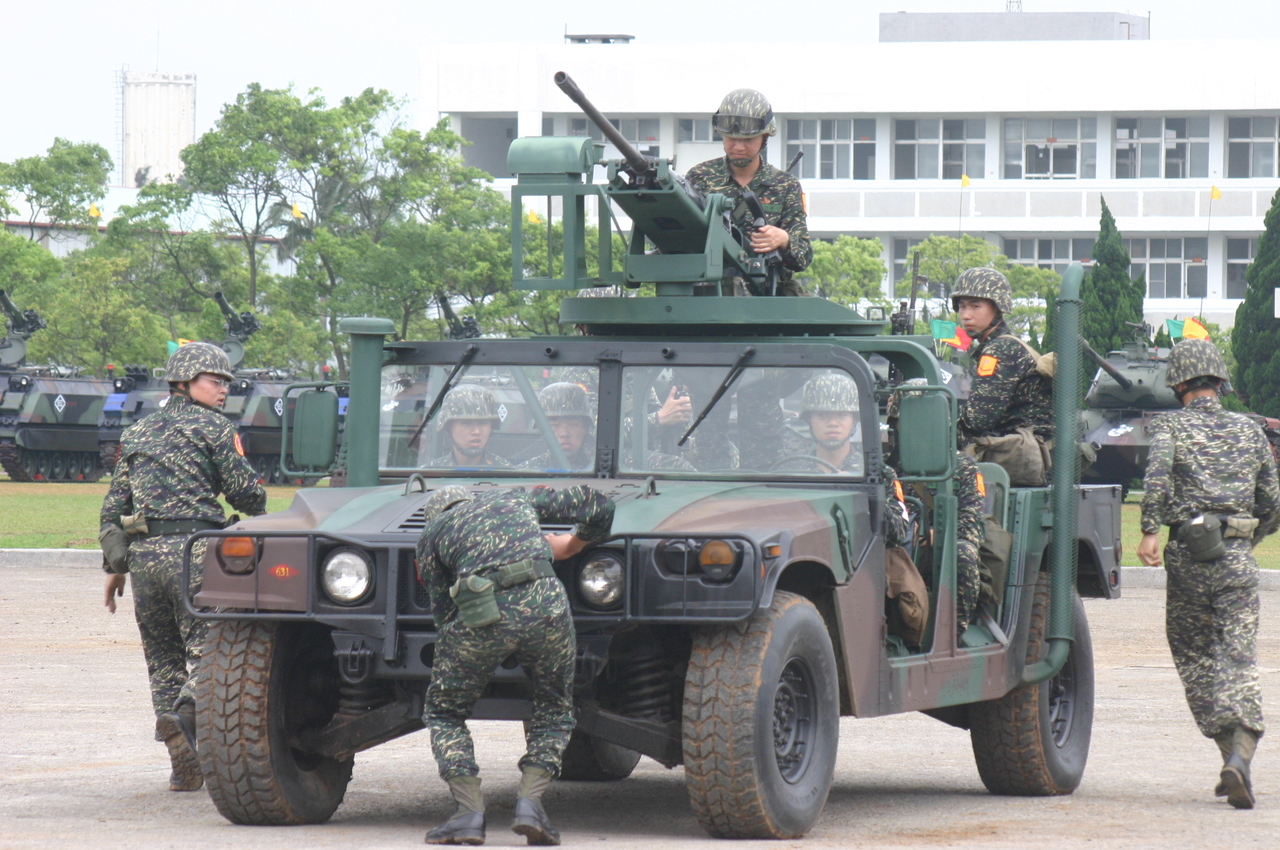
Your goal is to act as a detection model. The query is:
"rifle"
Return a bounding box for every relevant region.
[739,151,806,296]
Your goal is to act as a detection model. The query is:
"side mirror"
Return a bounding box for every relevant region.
[896,393,953,478]
[290,389,339,472]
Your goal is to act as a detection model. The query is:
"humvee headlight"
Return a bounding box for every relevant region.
[218,536,258,575]
[697,539,741,582]
[322,548,374,605]
[578,551,624,609]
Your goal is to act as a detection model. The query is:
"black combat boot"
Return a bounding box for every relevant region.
[156,701,201,792]
[426,775,486,845]
[1219,728,1258,810]
[512,766,559,846]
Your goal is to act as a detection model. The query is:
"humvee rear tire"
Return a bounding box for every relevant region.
[969,574,1094,796]
[683,591,838,839]
[558,729,641,781]
[197,620,353,825]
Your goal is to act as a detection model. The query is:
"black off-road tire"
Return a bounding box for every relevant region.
[197,620,353,825]
[969,573,1095,795]
[683,591,839,839]
[557,728,642,781]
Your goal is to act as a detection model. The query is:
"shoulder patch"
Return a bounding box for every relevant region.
[975,472,986,498]
[893,479,905,503]
[977,355,999,377]
[234,433,245,457]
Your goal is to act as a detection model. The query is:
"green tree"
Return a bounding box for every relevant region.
[0,138,112,240]
[799,236,887,305]
[896,234,1000,300]
[1234,190,1280,416]
[1081,197,1144,356]
[0,229,62,295]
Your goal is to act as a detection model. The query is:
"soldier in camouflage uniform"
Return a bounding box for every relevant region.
[100,342,267,791]
[416,483,616,845]
[685,88,812,297]
[429,384,511,469]
[521,382,596,472]
[951,267,1054,486]
[888,379,987,635]
[1137,339,1279,809]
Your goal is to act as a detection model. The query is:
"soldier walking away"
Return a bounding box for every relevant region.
[950,268,1054,486]
[1137,339,1280,809]
[99,342,267,791]
[416,483,616,845]
[429,384,511,469]
[685,88,812,296]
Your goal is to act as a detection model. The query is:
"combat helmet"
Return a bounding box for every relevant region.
[164,342,235,383]
[437,383,501,432]
[801,373,858,418]
[1165,339,1230,388]
[539,381,593,421]
[712,89,777,139]
[951,268,1013,315]
[421,485,473,526]
[885,377,929,421]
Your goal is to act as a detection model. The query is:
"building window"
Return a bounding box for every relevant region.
[542,117,555,136]
[1003,237,1096,276]
[571,117,660,157]
[570,117,604,142]
[678,118,713,143]
[1227,117,1278,178]
[785,119,876,180]
[1003,118,1096,179]
[894,119,984,179]
[1226,237,1258,299]
[1114,117,1209,179]
[1125,237,1208,299]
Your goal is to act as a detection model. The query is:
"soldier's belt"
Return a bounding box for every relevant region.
[1168,515,1258,540]
[138,518,225,538]
[485,559,556,588]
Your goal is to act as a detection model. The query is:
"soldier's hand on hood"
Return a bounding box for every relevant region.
[546,533,587,562]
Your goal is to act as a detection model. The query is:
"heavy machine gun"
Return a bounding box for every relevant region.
[211,291,262,370]
[434,292,482,341]
[1,290,47,368]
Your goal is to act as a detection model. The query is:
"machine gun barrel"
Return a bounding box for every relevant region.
[1081,337,1134,391]
[554,71,651,176]
[213,290,238,322]
[0,289,21,323]
[0,289,46,340]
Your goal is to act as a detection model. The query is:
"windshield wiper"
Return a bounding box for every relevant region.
[408,343,479,449]
[678,346,754,447]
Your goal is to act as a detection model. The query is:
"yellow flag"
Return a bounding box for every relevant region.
[1210,186,1222,200]
[88,203,101,218]
[177,338,194,346]
[527,210,542,225]
[960,174,971,187]
[1183,317,1211,340]
[291,203,304,219]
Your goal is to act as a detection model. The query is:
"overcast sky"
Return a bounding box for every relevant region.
[3,0,1277,179]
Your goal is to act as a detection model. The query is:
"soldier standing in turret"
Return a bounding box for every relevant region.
[100,342,267,792]
[685,89,812,296]
[1137,339,1279,809]
[951,268,1054,486]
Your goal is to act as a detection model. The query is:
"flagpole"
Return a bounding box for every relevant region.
[1200,186,1218,322]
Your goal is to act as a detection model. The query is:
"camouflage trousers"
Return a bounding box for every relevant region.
[1165,540,1265,739]
[426,577,576,781]
[956,539,981,635]
[129,537,208,721]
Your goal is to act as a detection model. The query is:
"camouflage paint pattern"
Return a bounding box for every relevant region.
[684,157,811,294]
[950,268,1013,315]
[1164,339,1231,387]
[1142,394,1280,739]
[429,450,511,469]
[954,453,985,634]
[131,537,209,716]
[415,486,615,779]
[959,319,1054,446]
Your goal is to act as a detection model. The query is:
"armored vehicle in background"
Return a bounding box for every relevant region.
[0,290,111,482]
[183,75,1121,840]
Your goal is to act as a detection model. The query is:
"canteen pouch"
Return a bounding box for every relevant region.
[450,574,501,628]
[99,523,130,574]
[498,559,538,587]
[121,511,149,536]
[1179,514,1226,562]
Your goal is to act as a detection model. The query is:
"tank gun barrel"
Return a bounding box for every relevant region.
[554,72,651,176]
[1081,337,1133,391]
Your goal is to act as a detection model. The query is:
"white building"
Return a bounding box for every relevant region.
[120,71,196,188]
[420,16,1280,329]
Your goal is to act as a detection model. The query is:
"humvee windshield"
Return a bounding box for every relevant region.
[377,358,869,480]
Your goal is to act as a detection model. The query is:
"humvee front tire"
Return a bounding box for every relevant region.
[197,620,353,824]
[558,729,641,781]
[683,591,839,839]
[969,574,1094,795]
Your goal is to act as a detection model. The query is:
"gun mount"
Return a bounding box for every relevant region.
[213,291,263,344]
[1,290,47,368]
[434,292,482,341]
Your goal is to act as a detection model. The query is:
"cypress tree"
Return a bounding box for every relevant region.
[1233,188,1280,417]
[1081,197,1144,355]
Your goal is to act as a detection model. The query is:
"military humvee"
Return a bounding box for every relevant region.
[182,75,1121,840]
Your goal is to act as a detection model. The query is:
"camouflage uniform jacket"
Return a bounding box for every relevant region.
[1141,395,1280,537]
[101,395,267,537]
[428,450,512,470]
[416,486,615,624]
[959,320,1054,445]
[520,445,593,473]
[684,156,813,282]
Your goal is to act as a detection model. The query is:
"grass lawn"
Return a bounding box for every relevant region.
[3,480,1279,569]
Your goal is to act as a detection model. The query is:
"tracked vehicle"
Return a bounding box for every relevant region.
[184,75,1121,839]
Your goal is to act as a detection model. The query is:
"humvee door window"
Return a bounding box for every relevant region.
[620,366,865,478]
[378,364,600,474]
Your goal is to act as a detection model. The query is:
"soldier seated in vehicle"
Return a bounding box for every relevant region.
[521,382,596,472]
[784,372,865,475]
[429,384,511,470]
